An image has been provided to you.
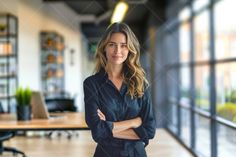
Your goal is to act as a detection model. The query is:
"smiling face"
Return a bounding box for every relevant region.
[105,32,129,66]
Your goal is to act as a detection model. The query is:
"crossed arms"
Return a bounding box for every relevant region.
[97,109,141,140]
[84,78,156,143]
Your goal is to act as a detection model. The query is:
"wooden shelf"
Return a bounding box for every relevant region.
[0,33,17,38]
[0,54,16,58]
[0,73,17,79]
[40,31,65,98]
[0,95,15,99]
[0,14,18,113]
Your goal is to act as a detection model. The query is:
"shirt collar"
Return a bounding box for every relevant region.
[97,68,128,95]
[97,68,109,83]
[97,67,129,86]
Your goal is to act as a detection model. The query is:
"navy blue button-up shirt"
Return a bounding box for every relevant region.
[83,69,156,157]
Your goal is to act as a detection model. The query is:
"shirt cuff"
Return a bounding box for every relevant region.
[105,121,114,136]
[133,125,147,140]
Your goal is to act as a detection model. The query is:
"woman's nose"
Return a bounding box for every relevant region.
[114,45,121,53]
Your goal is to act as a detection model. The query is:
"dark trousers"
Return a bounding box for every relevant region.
[93,142,147,157]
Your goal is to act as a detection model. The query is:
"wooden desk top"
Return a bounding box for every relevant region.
[0,112,88,131]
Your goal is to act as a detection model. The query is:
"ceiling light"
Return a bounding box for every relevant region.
[111,1,129,23]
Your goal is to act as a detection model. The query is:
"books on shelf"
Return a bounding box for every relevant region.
[0,13,18,112]
[0,62,16,76]
[0,42,12,55]
[41,31,64,97]
[47,54,56,63]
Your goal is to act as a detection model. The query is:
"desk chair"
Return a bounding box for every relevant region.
[0,103,26,157]
[45,98,77,112]
[45,98,78,139]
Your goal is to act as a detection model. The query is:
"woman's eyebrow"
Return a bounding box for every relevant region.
[108,41,127,44]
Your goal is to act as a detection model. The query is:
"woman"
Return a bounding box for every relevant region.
[83,22,156,157]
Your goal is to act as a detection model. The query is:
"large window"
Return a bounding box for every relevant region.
[168,102,178,134]
[180,22,190,63]
[214,0,236,59]
[167,68,179,134]
[216,63,236,123]
[193,0,210,12]
[164,0,236,157]
[194,10,210,61]
[180,108,191,146]
[180,66,190,106]
[195,66,210,111]
[195,115,210,157]
[217,123,236,157]
[214,0,236,125]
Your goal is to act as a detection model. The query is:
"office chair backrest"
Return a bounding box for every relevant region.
[45,98,77,112]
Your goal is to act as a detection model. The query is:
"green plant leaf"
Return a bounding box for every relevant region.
[15,87,32,106]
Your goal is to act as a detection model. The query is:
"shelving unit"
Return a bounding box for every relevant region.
[40,31,65,98]
[0,13,18,113]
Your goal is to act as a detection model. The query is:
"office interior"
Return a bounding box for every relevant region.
[0,0,235,157]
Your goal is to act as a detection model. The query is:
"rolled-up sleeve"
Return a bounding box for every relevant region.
[83,78,113,143]
[133,87,156,145]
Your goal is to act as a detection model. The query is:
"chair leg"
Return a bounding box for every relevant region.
[0,142,4,155]
[47,131,79,139]
[4,146,26,157]
[66,131,72,139]
[47,131,53,138]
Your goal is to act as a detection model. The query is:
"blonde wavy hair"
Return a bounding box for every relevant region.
[94,22,148,98]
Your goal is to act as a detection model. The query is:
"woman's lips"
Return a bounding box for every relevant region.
[112,56,122,58]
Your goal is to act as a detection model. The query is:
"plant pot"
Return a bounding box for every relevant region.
[17,105,31,121]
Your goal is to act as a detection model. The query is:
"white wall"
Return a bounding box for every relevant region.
[80,35,96,111]
[0,0,88,111]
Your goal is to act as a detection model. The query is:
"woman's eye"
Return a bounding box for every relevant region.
[108,43,115,47]
[121,44,127,48]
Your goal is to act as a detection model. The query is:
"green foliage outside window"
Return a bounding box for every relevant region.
[233,117,236,123]
[196,88,209,98]
[195,98,209,110]
[182,88,236,122]
[225,90,236,103]
[195,88,210,110]
[217,102,236,123]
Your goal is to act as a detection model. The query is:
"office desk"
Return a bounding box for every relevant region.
[0,112,89,131]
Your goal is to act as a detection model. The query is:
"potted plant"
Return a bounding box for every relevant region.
[16,87,32,121]
[0,24,6,32]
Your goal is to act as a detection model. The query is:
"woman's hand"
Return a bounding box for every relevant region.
[97,108,142,128]
[97,109,106,121]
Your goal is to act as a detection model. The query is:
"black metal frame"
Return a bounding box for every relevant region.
[0,13,18,113]
[209,0,217,156]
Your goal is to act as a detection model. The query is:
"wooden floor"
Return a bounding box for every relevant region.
[1,129,193,157]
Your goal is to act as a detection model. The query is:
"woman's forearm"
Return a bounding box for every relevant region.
[112,117,142,134]
[97,109,142,135]
[113,128,140,140]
